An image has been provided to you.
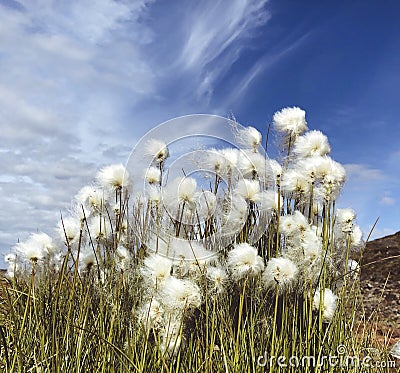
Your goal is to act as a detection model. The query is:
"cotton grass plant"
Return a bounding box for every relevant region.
[0,109,397,372]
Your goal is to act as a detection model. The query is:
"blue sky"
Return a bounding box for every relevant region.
[0,0,399,257]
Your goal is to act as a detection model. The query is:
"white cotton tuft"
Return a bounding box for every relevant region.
[197,190,217,218]
[234,179,261,203]
[142,254,173,287]
[144,166,161,184]
[263,257,298,290]
[137,299,164,331]
[206,266,229,294]
[273,107,308,136]
[88,217,112,241]
[236,126,262,151]
[13,232,55,263]
[79,247,96,271]
[203,148,228,176]
[238,150,272,183]
[146,139,170,164]
[161,277,202,310]
[57,216,82,244]
[222,195,248,233]
[279,211,309,238]
[269,159,283,180]
[75,185,106,214]
[280,169,312,196]
[258,190,283,212]
[336,208,356,232]
[227,243,265,280]
[97,164,130,191]
[293,130,331,158]
[313,288,337,321]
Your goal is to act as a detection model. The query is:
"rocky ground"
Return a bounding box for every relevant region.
[359,231,400,344]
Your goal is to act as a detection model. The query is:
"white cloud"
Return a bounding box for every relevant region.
[343,163,384,181]
[0,0,272,255]
[380,196,396,206]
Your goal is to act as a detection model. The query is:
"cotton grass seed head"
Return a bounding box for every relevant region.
[161,276,202,310]
[145,166,161,184]
[142,254,173,287]
[227,243,265,281]
[234,179,261,203]
[137,299,164,331]
[236,126,262,151]
[206,266,229,294]
[96,164,130,191]
[263,257,298,291]
[336,208,356,232]
[273,106,308,136]
[146,139,169,164]
[293,130,331,158]
[313,288,337,321]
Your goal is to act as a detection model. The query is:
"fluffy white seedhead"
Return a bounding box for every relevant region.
[147,186,162,205]
[146,139,170,164]
[227,243,265,280]
[222,195,249,233]
[13,232,55,263]
[234,179,261,203]
[88,217,112,241]
[269,159,283,181]
[293,130,331,158]
[219,148,240,175]
[115,245,131,271]
[163,177,198,214]
[206,266,229,294]
[336,208,356,232]
[236,126,262,151]
[350,225,364,250]
[347,259,360,279]
[263,257,298,290]
[313,288,337,321]
[75,185,106,215]
[238,150,272,183]
[280,169,312,196]
[79,247,96,271]
[302,229,323,261]
[279,211,309,238]
[57,216,82,245]
[161,277,202,310]
[137,299,164,331]
[164,238,215,266]
[197,190,217,219]
[142,253,173,287]
[178,177,197,202]
[203,148,228,176]
[4,253,16,264]
[258,190,283,212]
[302,156,346,185]
[14,241,43,263]
[273,107,308,136]
[145,166,161,184]
[96,164,130,191]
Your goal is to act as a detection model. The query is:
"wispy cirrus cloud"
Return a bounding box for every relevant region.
[0,0,272,254]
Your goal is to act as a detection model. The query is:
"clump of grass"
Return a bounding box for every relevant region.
[1,108,397,372]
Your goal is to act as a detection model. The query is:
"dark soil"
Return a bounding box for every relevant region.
[360,231,400,342]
